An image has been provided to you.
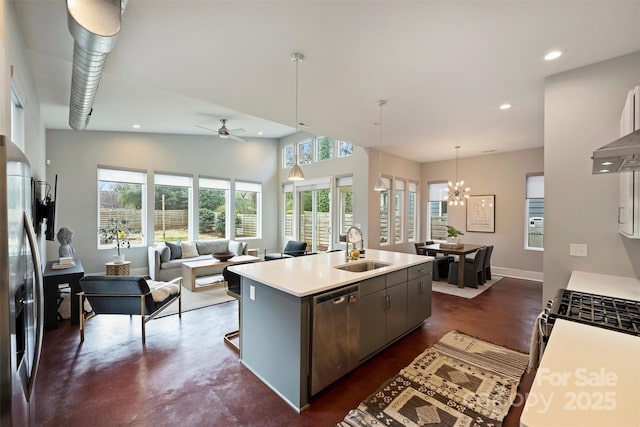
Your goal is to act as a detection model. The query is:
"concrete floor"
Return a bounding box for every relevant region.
[34,277,541,426]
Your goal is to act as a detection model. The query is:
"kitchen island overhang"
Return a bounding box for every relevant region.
[229,249,434,411]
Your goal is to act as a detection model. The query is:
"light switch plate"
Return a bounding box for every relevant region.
[569,243,588,257]
[250,285,255,300]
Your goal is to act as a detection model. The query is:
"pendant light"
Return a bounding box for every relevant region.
[288,52,305,181]
[447,145,470,206]
[373,99,387,191]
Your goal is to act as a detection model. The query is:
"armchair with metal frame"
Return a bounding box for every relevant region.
[78,275,182,345]
[264,240,308,261]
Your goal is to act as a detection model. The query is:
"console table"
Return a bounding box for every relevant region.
[182,255,261,292]
[43,259,84,329]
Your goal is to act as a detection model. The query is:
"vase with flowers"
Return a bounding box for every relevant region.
[99,217,136,263]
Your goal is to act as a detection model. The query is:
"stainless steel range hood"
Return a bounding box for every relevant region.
[592,128,640,174]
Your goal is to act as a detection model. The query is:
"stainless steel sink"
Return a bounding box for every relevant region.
[334,261,390,273]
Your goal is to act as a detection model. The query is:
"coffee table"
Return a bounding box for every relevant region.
[181,255,261,292]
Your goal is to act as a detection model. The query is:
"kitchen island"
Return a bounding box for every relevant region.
[229,249,433,411]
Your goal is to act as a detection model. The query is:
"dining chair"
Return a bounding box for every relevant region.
[483,245,494,281]
[448,247,487,288]
[420,240,455,281]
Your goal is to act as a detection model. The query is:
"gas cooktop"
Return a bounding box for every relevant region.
[548,289,640,337]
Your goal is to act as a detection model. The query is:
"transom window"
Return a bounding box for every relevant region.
[282,137,354,169]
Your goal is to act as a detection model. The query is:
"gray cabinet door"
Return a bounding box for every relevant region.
[385,282,408,342]
[407,275,432,328]
[359,289,386,360]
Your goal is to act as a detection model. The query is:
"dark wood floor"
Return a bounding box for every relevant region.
[35,277,541,426]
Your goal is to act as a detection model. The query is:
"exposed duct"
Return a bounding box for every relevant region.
[66,0,126,130]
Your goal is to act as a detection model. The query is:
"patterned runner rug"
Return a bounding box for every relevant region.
[339,331,529,427]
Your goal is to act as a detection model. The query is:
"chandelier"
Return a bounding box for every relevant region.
[448,145,470,206]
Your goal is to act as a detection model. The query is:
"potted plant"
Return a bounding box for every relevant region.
[446,225,464,244]
[99,217,136,263]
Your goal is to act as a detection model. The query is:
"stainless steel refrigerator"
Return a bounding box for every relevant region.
[0,135,44,426]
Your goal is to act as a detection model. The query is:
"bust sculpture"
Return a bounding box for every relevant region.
[57,227,76,258]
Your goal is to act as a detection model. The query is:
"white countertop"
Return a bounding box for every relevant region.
[521,271,640,427]
[228,249,432,297]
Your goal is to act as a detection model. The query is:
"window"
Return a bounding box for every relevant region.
[198,178,230,240]
[298,139,313,165]
[297,179,331,252]
[10,83,25,152]
[235,181,261,238]
[283,145,294,168]
[97,168,146,248]
[336,176,353,241]
[338,141,353,157]
[154,173,192,243]
[283,184,294,238]
[379,177,391,245]
[428,182,448,241]
[407,182,417,242]
[394,179,405,243]
[316,136,334,161]
[526,175,544,250]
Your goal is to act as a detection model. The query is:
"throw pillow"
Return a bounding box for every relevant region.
[160,246,171,262]
[181,241,199,258]
[228,240,244,256]
[165,241,182,260]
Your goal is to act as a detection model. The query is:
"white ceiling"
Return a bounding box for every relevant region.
[13,0,640,163]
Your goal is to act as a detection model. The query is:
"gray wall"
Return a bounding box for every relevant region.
[421,148,545,279]
[2,0,48,258]
[45,130,280,275]
[543,51,640,304]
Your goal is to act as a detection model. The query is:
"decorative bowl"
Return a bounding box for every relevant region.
[212,251,235,262]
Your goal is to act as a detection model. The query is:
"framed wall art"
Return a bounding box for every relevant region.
[466,194,495,233]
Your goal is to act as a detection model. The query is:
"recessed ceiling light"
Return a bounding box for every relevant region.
[499,103,512,110]
[132,124,141,129]
[601,161,613,166]
[544,50,563,61]
[257,131,263,136]
[599,169,610,173]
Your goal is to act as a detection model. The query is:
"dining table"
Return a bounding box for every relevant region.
[423,243,486,288]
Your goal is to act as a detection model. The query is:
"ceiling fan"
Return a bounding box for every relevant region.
[195,119,248,142]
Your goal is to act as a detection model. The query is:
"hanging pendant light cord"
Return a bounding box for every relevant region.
[379,101,383,176]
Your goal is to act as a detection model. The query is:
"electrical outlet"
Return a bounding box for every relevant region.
[250,285,255,300]
[569,244,588,257]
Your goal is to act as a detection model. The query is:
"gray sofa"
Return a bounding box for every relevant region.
[147,239,247,281]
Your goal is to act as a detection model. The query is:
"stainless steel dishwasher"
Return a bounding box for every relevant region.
[310,284,360,396]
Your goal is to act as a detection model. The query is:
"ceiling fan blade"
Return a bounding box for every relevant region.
[194,124,217,133]
[229,128,245,133]
[229,134,248,143]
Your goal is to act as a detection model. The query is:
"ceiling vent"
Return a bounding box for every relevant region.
[66,0,126,130]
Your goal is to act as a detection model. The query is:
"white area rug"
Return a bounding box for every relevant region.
[431,276,503,298]
[158,282,235,317]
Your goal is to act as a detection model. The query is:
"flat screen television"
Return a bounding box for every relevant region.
[36,175,57,241]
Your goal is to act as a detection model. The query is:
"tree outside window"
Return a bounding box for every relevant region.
[316,137,334,161]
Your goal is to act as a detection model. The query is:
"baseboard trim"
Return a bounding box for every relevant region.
[493,267,543,282]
